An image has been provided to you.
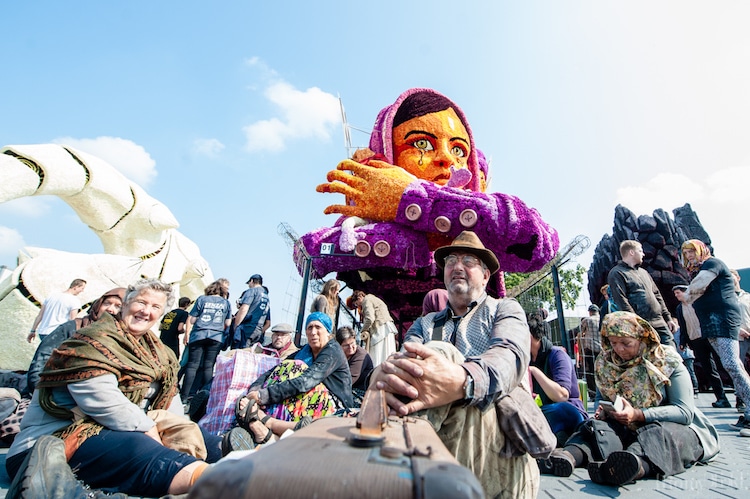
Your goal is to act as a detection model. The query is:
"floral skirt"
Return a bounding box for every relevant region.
[261,360,336,422]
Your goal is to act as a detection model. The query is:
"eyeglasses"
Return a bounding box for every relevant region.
[444,254,482,268]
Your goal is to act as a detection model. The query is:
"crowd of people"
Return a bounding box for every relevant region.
[535,238,750,488]
[3,236,748,497]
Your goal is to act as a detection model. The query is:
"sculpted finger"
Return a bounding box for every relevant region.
[336,159,363,172]
[364,159,396,170]
[326,169,366,189]
[318,181,361,200]
[323,204,361,216]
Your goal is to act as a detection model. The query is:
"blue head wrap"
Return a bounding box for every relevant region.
[306,312,332,333]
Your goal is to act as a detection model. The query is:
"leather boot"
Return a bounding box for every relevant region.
[537,448,575,477]
[7,435,96,499]
[588,450,645,486]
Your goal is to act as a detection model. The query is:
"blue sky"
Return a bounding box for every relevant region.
[2,2,750,323]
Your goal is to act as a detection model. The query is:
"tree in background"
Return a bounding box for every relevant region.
[506,264,586,316]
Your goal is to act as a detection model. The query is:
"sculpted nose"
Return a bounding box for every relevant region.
[434,141,454,167]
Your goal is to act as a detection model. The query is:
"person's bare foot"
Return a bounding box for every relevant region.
[247,420,274,444]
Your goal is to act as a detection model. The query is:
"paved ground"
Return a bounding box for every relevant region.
[0,392,747,498]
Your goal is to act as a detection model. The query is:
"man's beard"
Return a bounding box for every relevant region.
[447,277,470,296]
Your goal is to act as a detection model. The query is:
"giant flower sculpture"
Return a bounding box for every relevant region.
[298,88,559,327]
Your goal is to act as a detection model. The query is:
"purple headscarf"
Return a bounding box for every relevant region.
[368,88,488,192]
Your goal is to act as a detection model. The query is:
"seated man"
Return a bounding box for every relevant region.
[253,323,299,360]
[370,231,540,498]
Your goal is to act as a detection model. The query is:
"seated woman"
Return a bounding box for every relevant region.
[543,311,720,486]
[6,278,251,497]
[527,311,588,447]
[236,312,353,444]
[26,287,126,394]
[335,326,374,405]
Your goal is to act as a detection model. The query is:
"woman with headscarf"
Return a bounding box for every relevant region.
[681,239,750,431]
[540,311,719,486]
[235,312,352,444]
[422,288,449,316]
[26,287,126,394]
[6,278,251,496]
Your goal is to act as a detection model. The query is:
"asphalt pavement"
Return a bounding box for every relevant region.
[0,392,747,498]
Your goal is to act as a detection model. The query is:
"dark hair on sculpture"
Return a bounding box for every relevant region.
[392,91,465,129]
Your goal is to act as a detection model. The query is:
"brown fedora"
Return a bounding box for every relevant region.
[434,231,500,274]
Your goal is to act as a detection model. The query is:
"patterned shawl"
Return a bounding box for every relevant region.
[681,239,712,278]
[36,313,178,457]
[595,311,682,412]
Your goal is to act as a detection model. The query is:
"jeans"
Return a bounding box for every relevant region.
[181,338,222,400]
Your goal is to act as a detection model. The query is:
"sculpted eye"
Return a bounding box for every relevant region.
[412,138,433,152]
[451,145,467,158]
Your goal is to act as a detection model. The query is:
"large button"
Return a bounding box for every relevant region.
[434,216,451,233]
[405,204,422,221]
[459,209,478,228]
[373,240,391,257]
[354,240,371,257]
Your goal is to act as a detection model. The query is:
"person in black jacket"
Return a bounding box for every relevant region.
[235,312,352,444]
[673,284,730,408]
[607,240,676,346]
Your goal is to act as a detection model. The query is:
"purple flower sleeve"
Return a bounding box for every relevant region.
[395,181,559,273]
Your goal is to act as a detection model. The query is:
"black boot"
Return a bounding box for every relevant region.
[588,451,645,486]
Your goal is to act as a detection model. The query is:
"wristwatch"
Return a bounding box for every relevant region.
[463,373,475,402]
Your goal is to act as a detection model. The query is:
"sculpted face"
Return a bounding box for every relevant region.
[393,108,471,185]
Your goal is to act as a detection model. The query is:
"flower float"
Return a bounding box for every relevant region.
[298,88,559,326]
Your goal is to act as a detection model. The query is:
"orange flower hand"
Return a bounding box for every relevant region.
[316,159,416,222]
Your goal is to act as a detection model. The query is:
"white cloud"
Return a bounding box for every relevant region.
[0,197,51,218]
[53,136,157,187]
[193,138,225,157]
[0,226,25,260]
[616,166,750,268]
[243,81,341,153]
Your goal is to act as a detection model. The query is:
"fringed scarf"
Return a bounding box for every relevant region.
[36,313,178,458]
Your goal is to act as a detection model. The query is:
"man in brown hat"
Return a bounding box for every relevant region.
[370,230,539,497]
